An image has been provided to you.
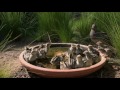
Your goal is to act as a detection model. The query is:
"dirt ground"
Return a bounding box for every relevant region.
[0,42,120,78]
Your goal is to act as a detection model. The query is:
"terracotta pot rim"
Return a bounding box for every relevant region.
[19,43,107,73]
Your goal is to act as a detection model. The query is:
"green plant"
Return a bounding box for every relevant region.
[0,69,11,78]
[0,12,24,39]
[0,24,21,52]
[0,24,12,51]
[0,12,37,40]
[93,12,120,57]
[71,12,120,58]
[36,12,73,43]
[71,12,95,44]
[20,12,38,40]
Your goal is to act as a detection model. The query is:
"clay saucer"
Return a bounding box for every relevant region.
[19,43,107,78]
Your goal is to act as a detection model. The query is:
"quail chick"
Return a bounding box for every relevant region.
[60,61,69,70]
[43,43,51,53]
[75,44,84,57]
[37,43,50,59]
[65,58,76,69]
[38,48,47,59]
[83,51,94,67]
[75,55,84,68]
[28,50,38,63]
[23,47,32,61]
[69,44,76,55]
[24,46,31,53]
[52,53,70,69]
[90,23,111,45]
[96,41,107,49]
[59,53,72,70]
[104,48,115,58]
[50,54,65,69]
[96,41,116,58]
[31,46,40,58]
[88,45,99,56]
[69,58,76,69]
[68,44,77,61]
[98,48,109,59]
[63,53,76,69]
[91,53,100,64]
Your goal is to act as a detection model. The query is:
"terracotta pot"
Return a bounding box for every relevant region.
[19,43,107,78]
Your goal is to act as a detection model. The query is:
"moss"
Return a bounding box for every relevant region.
[0,69,11,78]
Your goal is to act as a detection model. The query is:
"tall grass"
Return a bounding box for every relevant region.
[0,12,37,41]
[0,24,22,52]
[20,12,38,40]
[71,12,95,44]
[72,12,120,57]
[93,12,120,57]
[36,12,73,43]
[0,24,13,51]
[0,12,24,39]
[0,12,120,57]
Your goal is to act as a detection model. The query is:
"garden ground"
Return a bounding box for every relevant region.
[0,42,120,78]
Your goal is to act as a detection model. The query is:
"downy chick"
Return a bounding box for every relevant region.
[98,48,109,59]
[75,44,84,56]
[96,41,107,49]
[68,54,76,69]
[23,47,32,62]
[38,49,47,59]
[68,44,76,56]
[28,50,38,63]
[59,53,71,70]
[92,54,100,64]
[43,43,51,53]
[104,48,115,58]
[83,50,94,67]
[97,41,116,57]
[37,43,50,59]
[50,56,61,65]
[75,55,84,68]
[60,61,69,70]
[61,53,76,69]
[88,45,99,56]
[87,45,100,64]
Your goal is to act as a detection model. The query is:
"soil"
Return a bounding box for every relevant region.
[1,42,120,78]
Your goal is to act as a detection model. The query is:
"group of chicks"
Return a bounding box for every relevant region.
[22,23,116,70]
[51,41,116,70]
[23,41,115,70]
[23,43,50,63]
[96,41,116,59]
[50,44,101,70]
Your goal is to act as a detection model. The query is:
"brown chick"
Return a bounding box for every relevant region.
[88,45,99,56]
[75,44,84,57]
[96,41,116,58]
[83,51,94,67]
[75,55,84,68]
[97,48,109,59]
